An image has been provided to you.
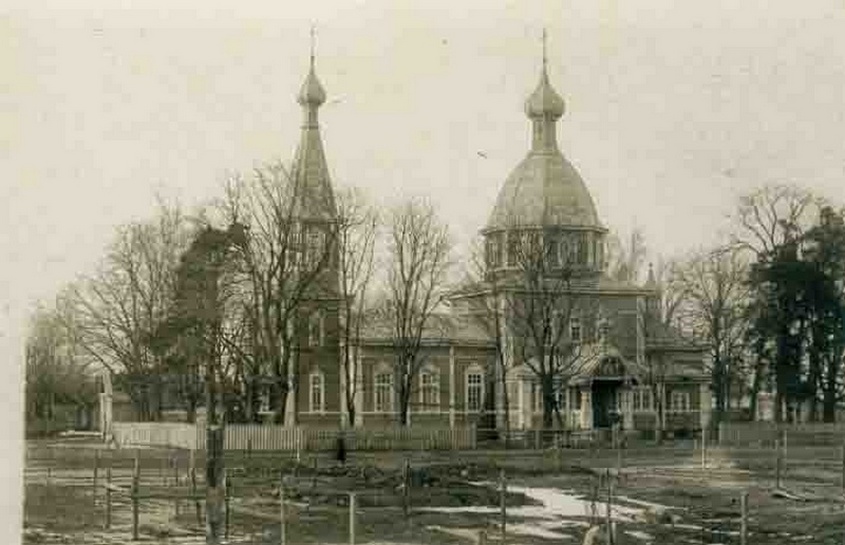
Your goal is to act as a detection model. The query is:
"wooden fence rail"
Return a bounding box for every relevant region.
[718,422,845,447]
[112,422,476,451]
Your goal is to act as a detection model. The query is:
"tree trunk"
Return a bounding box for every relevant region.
[822,345,842,423]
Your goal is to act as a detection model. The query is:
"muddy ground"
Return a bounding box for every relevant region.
[23,436,845,544]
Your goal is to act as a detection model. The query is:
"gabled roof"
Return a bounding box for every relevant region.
[358,310,495,346]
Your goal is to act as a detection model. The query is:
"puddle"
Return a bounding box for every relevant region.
[420,484,648,523]
[507,522,574,540]
[626,529,654,541]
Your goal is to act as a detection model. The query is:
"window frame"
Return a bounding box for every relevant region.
[374,369,394,413]
[309,370,325,413]
[419,367,440,413]
[308,310,324,348]
[465,367,484,413]
[669,390,692,413]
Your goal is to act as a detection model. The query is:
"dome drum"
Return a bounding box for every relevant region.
[484,226,607,276]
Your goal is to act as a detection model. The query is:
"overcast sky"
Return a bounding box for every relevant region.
[2,1,845,535]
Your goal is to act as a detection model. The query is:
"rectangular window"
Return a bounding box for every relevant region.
[507,234,518,266]
[259,385,270,413]
[532,382,542,413]
[305,228,325,268]
[570,317,582,344]
[420,371,439,412]
[670,391,691,412]
[632,388,653,412]
[577,233,588,264]
[375,372,393,413]
[308,312,323,347]
[570,388,581,411]
[466,372,483,412]
[309,373,324,413]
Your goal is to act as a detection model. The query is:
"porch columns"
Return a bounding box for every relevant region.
[622,386,634,430]
[699,382,712,433]
[580,384,593,429]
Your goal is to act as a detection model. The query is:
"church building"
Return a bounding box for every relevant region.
[280,39,712,437]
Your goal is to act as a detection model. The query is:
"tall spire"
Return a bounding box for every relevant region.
[542,27,548,74]
[524,29,565,152]
[291,27,336,222]
[310,24,316,70]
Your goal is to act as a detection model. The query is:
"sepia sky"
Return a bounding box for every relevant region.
[2,1,845,535]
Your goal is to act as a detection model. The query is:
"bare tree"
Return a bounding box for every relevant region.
[505,232,598,430]
[672,247,751,424]
[732,185,823,421]
[606,227,648,283]
[384,198,452,426]
[732,184,820,259]
[336,187,378,427]
[25,301,97,430]
[69,200,191,420]
[217,162,337,424]
[462,238,515,442]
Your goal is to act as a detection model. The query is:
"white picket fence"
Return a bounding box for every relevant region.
[718,421,845,446]
[112,422,199,450]
[112,422,476,451]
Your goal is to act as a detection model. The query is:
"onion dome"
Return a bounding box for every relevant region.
[524,68,565,119]
[486,45,601,230]
[298,63,327,107]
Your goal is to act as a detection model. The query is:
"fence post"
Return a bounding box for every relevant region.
[105,467,112,530]
[476,529,487,545]
[701,428,707,471]
[279,477,287,545]
[840,442,845,492]
[775,439,782,489]
[349,492,357,545]
[605,468,614,545]
[224,470,230,541]
[499,468,507,544]
[93,450,100,504]
[172,453,179,487]
[740,491,748,545]
[403,458,411,518]
[132,463,140,541]
[191,456,201,527]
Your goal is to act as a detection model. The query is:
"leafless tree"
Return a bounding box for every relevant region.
[505,232,598,430]
[69,200,192,420]
[672,247,751,423]
[25,301,97,428]
[454,239,515,441]
[383,198,452,426]
[218,162,337,424]
[730,185,824,420]
[606,227,648,283]
[732,184,821,259]
[336,187,378,427]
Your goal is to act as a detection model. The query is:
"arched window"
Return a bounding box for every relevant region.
[374,368,394,413]
[419,367,440,412]
[309,370,325,413]
[465,366,484,413]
